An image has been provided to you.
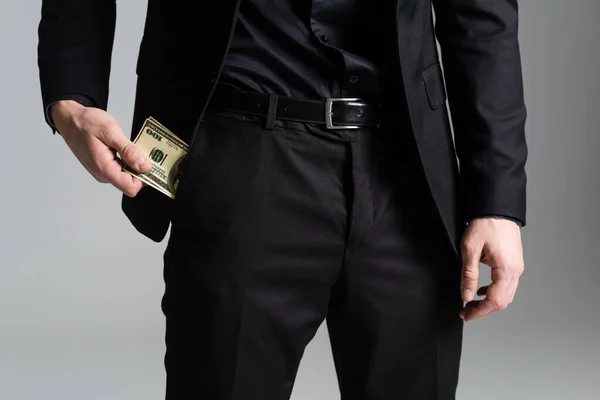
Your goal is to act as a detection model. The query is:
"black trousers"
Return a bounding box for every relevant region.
[163,107,464,400]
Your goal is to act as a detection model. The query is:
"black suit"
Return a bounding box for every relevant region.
[38,1,527,398]
[38,0,527,253]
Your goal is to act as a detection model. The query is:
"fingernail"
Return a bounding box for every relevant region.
[136,157,149,171]
[461,288,473,302]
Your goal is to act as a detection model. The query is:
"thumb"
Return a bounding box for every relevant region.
[102,124,151,173]
[460,240,483,302]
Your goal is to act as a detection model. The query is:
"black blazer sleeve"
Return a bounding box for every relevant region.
[37,0,117,134]
[432,0,528,226]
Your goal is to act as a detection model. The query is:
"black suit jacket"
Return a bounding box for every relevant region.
[38,0,527,255]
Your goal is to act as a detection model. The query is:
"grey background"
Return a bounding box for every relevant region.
[1,0,598,399]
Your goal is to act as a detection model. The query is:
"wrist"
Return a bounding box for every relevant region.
[51,100,85,124]
[468,217,521,233]
[51,100,86,137]
[468,215,522,228]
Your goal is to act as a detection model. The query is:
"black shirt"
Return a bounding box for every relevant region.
[219,0,400,102]
[217,0,523,227]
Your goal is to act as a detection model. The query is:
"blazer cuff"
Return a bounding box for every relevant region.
[45,94,97,135]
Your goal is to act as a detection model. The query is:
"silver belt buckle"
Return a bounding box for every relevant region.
[325,98,368,129]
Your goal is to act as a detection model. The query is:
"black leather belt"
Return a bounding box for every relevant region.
[207,84,381,130]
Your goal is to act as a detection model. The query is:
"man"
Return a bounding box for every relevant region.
[38,0,527,399]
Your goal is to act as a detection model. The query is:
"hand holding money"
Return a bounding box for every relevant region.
[52,100,152,197]
[122,117,189,199]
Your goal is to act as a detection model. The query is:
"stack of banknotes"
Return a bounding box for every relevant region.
[123,117,189,199]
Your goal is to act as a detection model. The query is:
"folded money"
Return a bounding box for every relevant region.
[123,117,189,199]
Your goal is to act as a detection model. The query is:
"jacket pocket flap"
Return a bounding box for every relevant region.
[423,63,447,110]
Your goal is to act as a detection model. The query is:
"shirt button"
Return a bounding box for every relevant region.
[320,34,329,43]
[349,75,359,83]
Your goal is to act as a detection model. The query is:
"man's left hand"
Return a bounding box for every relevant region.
[459,217,524,322]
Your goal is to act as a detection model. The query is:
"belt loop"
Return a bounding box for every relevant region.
[265,93,279,130]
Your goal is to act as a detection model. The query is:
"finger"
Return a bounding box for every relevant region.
[459,300,481,319]
[100,124,152,173]
[101,157,146,197]
[112,171,145,197]
[460,239,483,303]
[463,298,497,322]
[463,278,512,322]
[506,276,520,304]
[74,152,109,183]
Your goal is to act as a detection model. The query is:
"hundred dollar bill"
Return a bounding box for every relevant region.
[123,117,189,199]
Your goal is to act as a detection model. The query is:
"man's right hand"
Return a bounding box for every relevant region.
[51,100,152,197]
